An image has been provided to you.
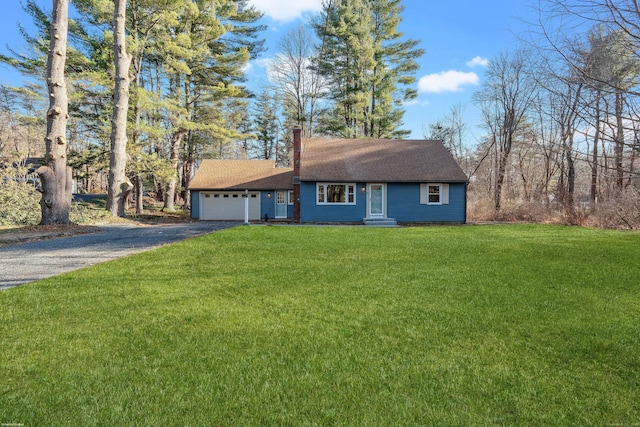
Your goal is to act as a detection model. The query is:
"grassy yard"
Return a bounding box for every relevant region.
[1,225,639,425]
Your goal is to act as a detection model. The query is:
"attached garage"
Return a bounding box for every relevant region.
[200,191,260,220]
[189,159,294,221]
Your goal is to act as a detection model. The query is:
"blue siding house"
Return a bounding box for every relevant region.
[189,127,468,224]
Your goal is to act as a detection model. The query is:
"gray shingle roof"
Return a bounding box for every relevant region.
[300,138,468,182]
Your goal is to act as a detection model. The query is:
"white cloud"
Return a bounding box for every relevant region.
[466,56,489,68]
[404,98,430,107]
[418,70,480,94]
[255,58,273,69]
[248,0,323,22]
[244,57,273,74]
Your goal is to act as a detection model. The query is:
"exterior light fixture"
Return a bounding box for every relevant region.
[267,192,272,198]
[361,186,366,192]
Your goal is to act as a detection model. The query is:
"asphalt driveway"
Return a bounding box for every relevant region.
[0,222,239,290]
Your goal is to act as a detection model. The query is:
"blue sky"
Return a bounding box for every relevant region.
[0,0,533,141]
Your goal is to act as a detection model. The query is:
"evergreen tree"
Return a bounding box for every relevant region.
[313,0,374,138]
[369,0,422,138]
[312,0,422,138]
[4,0,264,214]
[251,90,281,161]
[159,0,265,210]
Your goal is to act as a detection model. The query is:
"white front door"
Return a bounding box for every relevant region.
[275,191,287,218]
[368,183,385,218]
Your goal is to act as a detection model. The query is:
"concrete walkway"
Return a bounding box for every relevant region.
[0,222,238,290]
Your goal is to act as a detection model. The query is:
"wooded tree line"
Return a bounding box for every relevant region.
[241,0,423,158]
[0,0,639,227]
[1,0,267,221]
[0,0,422,223]
[427,1,640,228]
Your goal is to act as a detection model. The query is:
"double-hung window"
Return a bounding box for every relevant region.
[317,183,356,205]
[428,184,441,204]
[420,183,449,205]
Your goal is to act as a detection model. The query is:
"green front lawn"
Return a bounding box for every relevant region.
[1,225,639,425]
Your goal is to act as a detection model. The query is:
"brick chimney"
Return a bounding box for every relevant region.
[292,126,302,222]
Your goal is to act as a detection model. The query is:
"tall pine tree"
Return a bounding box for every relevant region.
[313,0,423,138]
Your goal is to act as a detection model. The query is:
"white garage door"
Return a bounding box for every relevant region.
[200,191,261,220]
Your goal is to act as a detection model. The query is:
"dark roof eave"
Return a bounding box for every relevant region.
[299,178,469,183]
[188,187,293,191]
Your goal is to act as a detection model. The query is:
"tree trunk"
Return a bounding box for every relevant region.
[565,135,576,221]
[135,173,144,214]
[590,94,600,209]
[494,152,508,214]
[181,159,190,210]
[557,150,566,210]
[181,132,196,210]
[164,73,192,212]
[601,136,610,199]
[38,0,72,225]
[627,129,639,189]
[106,0,133,217]
[494,132,513,214]
[518,152,530,202]
[132,64,143,214]
[614,89,625,191]
[163,129,187,212]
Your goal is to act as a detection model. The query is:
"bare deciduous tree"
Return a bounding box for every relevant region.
[270,24,325,139]
[473,50,537,214]
[424,104,470,173]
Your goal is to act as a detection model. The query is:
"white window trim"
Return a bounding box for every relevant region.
[428,184,442,205]
[287,190,294,205]
[420,183,449,205]
[317,183,356,205]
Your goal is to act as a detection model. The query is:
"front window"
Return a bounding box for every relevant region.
[288,190,294,205]
[428,184,441,204]
[317,183,356,205]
